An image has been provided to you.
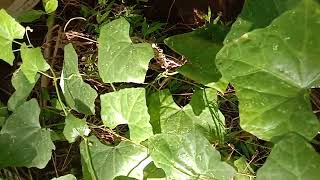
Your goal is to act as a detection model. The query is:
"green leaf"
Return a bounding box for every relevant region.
[0,99,55,168]
[0,9,25,65]
[148,89,225,142]
[224,0,300,44]
[60,44,98,115]
[80,136,151,180]
[63,114,90,143]
[98,17,154,83]
[165,24,227,84]
[100,88,153,143]
[51,174,77,180]
[234,157,254,180]
[8,70,39,111]
[257,133,320,180]
[16,10,45,23]
[20,45,50,83]
[148,133,236,179]
[143,162,166,180]
[216,0,320,141]
[43,0,58,14]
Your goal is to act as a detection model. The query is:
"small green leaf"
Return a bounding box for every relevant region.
[43,0,58,14]
[17,10,45,23]
[63,114,90,143]
[257,133,320,180]
[148,133,236,179]
[143,162,166,180]
[148,90,225,142]
[60,44,98,114]
[216,0,320,140]
[80,136,151,180]
[98,17,154,83]
[0,99,55,168]
[0,9,25,65]
[8,70,39,111]
[165,24,227,84]
[20,45,50,83]
[224,0,300,44]
[100,88,153,143]
[51,174,77,180]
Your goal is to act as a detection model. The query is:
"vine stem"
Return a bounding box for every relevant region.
[49,67,68,116]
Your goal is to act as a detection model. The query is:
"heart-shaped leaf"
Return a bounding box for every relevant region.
[0,9,25,65]
[98,17,154,83]
[0,99,55,168]
[148,133,236,179]
[257,133,320,180]
[60,44,98,115]
[216,0,320,141]
[80,136,151,180]
[100,88,153,143]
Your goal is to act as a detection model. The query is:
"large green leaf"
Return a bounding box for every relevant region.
[60,44,98,115]
[0,9,25,65]
[0,99,55,168]
[256,133,320,180]
[98,17,154,83]
[147,89,225,142]
[224,0,300,44]
[100,88,153,143]
[20,45,50,83]
[80,136,151,180]
[63,114,90,143]
[148,133,236,179]
[8,70,39,111]
[165,24,227,84]
[216,0,320,141]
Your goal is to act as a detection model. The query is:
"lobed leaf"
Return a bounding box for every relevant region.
[98,17,154,83]
[100,88,153,143]
[216,0,320,141]
[224,0,300,44]
[0,99,55,169]
[148,133,236,179]
[20,44,50,83]
[0,9,25,65]
[80,136,151,180]
[147,89,225,142]
[257,133,320,180]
